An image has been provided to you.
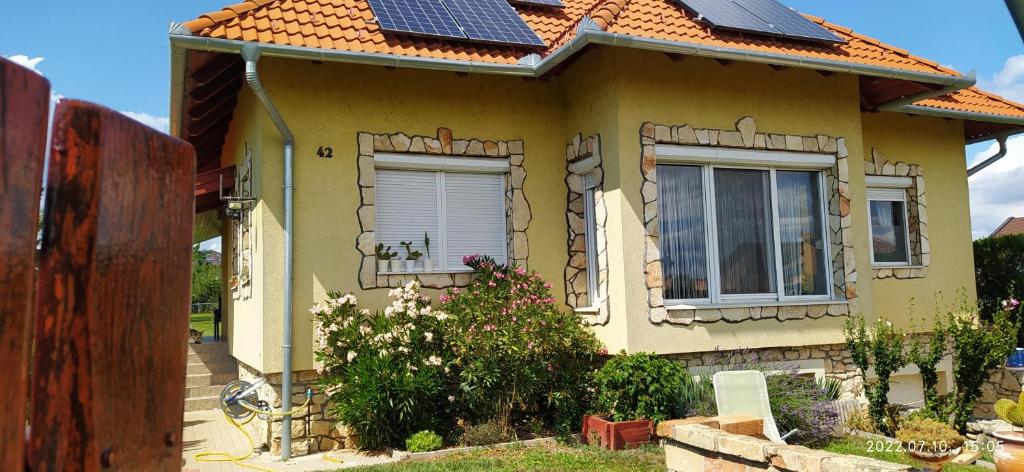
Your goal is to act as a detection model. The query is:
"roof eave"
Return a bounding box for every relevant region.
[894,104,1024,143]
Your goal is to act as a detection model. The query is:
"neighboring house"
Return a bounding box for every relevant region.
[170,0,1024,453]
[991,217,1024,238]
[204,250,222,266]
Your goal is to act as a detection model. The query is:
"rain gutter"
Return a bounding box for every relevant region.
[968,133,1012,177]
[891,105,1024,144]
[240,43,298,461]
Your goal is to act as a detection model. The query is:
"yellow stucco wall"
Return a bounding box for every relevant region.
[219,46,977,372]
[860,112,976,328]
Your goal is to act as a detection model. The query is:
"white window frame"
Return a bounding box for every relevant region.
[582,174,602,307]
[374,153,509,274]
[867,186,912,267]
[656,146,834,306]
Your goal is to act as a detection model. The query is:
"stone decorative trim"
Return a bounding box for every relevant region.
[355,128,530,290]
[563,134,610,325]
[639,117,858,325]
[866,148,930,280]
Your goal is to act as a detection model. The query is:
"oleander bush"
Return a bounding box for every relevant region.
[593,352,687,423]
[439,255,604,433]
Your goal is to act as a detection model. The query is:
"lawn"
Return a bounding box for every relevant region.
[824,437,990,472]
[340,444,665,472]
[189,312,214,336]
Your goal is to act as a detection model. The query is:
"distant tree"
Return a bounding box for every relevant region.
[191,245,221,310]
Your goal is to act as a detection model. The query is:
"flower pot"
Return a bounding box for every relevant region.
[378,259,389,273]
[907,447,960,471]
[993,431,1024,471]
[424,259,434,271]
[581,415,652,450]
[405,260,416,272]
[390,259,403,273]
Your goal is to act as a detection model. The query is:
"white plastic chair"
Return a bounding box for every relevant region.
[712,370,796,444]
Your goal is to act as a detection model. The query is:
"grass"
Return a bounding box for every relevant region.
[824,437,990,472]
[189,312,214,336]
[339,444,665,472]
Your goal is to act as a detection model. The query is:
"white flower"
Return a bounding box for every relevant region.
[347,351,357,362]
[448,395,455,403]
[426,355,442,366]
[425,332,434,342]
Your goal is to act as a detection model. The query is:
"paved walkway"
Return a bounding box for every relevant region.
[182,409,397,472]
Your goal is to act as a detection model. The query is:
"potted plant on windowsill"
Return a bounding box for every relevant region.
[423,232,434,271]
[375,243,397,273]
[896,417,963,471]
[401,241,422,272]
[584,352,684,450]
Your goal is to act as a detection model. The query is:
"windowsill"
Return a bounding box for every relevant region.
[664,299,847,311]
[378,269,473,275]
[574,306,601,314]
[872,264,924,269]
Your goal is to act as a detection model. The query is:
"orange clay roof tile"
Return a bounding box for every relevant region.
[180,0,1024,120]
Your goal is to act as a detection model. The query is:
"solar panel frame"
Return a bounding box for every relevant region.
[367,0,466,41]
[507,0,565,8]
[732,0,845,43]
[442,0,547,47]
[678,0,779,37]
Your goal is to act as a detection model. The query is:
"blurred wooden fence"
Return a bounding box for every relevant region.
[0,57,196,471]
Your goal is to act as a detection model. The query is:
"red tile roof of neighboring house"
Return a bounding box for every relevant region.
[992,217,1024,238]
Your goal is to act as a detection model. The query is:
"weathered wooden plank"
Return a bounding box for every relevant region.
[0,57,50,472]
[29,100,195,471]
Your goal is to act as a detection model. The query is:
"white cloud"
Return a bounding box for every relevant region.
[969,135,1024,238]
[4,54,44,75]
[120,111,170,133]
[200,237,222,252]
[979,55,1024,102]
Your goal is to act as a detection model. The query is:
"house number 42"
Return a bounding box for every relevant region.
[316,146,334,159]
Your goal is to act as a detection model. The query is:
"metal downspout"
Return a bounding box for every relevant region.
[241,44,297,461]
[968,133,1010,177]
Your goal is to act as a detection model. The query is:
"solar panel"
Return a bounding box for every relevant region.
[679,0,777,37]
[732,0,844,43]
[678,0,845,44]
[507,0,565,8]
[443,0,547,47]
[367,0,466,40]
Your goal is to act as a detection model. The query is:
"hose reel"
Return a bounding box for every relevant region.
[219,379,271,420]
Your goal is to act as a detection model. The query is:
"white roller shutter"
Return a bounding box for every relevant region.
[375,170,440,265]
[443,173,507,269]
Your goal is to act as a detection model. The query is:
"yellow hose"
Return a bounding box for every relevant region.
[194,410,275,472]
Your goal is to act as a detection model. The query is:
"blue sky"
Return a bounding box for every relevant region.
[3,0,1023,243]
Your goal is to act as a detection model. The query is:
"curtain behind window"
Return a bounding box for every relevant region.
[657,165,709,300]
[777,171,827,296]
[714,169,775,295]
[870,200,909,263]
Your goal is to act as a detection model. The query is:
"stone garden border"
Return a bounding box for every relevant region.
[865,148,929,280]
[355,128,531,290]
[563,134,610,325]
[639,117,857,325]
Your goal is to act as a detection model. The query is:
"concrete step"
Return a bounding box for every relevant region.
[187,384,229,399]
[184,394,221,413]
[186,372,237,388]
[187,360,237,376]
[187,341,229,354]
[187,349,233,365]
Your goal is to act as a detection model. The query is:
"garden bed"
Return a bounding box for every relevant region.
[343,444,665,471]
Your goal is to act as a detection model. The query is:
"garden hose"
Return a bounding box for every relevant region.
[194,383,314,471]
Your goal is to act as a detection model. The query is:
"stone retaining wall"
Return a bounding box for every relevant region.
[662,416,912,472]
[975,366,1024,417]
[238,361,353,456]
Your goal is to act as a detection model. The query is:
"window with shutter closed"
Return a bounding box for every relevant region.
[375,168,506,273]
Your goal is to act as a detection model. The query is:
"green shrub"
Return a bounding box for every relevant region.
[312,283,455,449]
[593,352,686,423]
[974,234,1024,342]
[440,255,603,433]
[947,301,1018,433]
[908,315,947,419]
[844,316,908,436]
[459,420,515,446]
[896,417,963,453]
[405,431,444,452]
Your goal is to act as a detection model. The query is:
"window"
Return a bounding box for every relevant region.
[656,164,830,304]
[376,169,506,272]
[583,174,601,304]
[867,187,911,266]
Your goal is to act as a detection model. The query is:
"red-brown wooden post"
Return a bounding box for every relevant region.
[0,57,50,471]
[28,100,195,471]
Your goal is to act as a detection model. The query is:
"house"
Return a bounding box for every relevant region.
[991,216,1024,238]
[170,0,1024,454]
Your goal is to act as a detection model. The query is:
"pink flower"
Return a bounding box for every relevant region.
[544,282,552,289]
[488,281,496,287]
[439,294,450,303]
[463,254,480,265]
[598,347,608,355]
[515,267,527,276]
[547,363,554,372]
[452,287,461,294]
